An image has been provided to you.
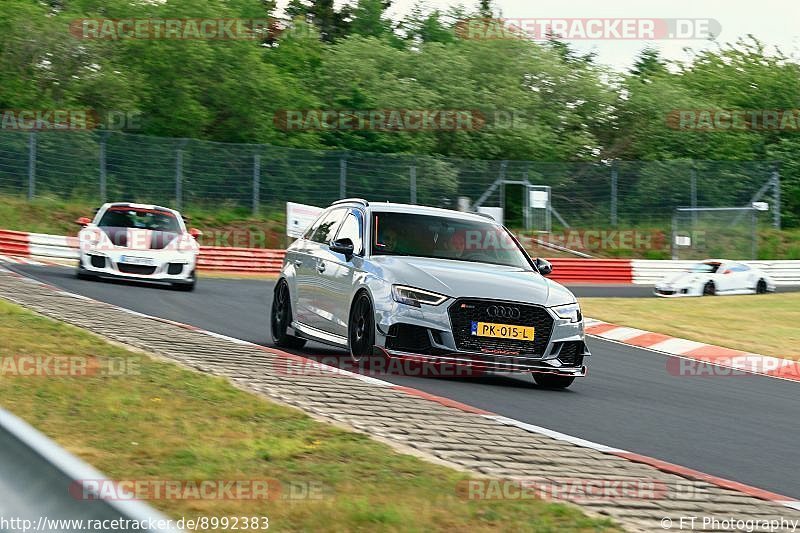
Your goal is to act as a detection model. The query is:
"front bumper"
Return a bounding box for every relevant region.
[79,249,197,283]
[377,346,587,376]
[653,285,696,297]
[373,296,590,375]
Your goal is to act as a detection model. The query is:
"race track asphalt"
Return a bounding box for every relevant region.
[8,264,800,500]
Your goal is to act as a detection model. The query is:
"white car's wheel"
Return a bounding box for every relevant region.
[76,264,96,281]
[756,279,768,294]
[702,281,716,296]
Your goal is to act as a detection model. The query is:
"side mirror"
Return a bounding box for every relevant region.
[330,238,355,258]
[534,258,552,276]
[75,216,91,227]
[189,228,203,239]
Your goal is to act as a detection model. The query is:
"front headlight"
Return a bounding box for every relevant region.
[80,229,102,248]
[551,302,582,323]
[391,285,449,307]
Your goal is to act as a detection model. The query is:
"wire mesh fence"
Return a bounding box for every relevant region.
[0,131,782,237]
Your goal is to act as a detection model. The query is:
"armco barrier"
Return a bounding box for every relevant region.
[632,259,800,286]
[0,228,287,274]
[3,228,800,284]
[0,229,30,256]
[197,246,286,274]
[548,259,633,283]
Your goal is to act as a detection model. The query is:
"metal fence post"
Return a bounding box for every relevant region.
[690,167,697,226]
[99,133,107,203]
[27,132,36,200]
[610,162,618,226]
[409,164,417,204]
[498,160,508,215]
[175,145,184,210]
[773,164,781,230]
[339,157,347,199]
[253,154,261,216]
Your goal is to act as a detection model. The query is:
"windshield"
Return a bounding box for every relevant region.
[371,211,533,270]
[689,262,721,273]
[98,207,180,233]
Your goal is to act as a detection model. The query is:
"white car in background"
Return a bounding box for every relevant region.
[76,203,201,291]
[654,259,776,297]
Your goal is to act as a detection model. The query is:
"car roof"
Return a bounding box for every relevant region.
[333,200,497,224]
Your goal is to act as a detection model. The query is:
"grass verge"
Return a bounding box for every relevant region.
[581,293,800,360]
[0,299,617,532]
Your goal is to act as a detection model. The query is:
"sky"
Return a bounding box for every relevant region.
[277,0,800,70]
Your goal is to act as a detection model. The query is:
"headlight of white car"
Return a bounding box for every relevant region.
[80,229,102,248]
[391,285,448,307]
[551,302,582,323]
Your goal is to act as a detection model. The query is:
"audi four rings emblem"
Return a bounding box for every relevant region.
[486,305,521,319]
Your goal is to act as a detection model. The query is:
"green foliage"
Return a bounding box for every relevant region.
[0,1,798,224]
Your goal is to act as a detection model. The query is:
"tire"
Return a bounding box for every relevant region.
[173,280,196,292]
[348,291,375,363]
[756,279,768,294]
[270,280,306,349]
[76,266,96,281]
[532,373,575,389]
[702,281,716,296]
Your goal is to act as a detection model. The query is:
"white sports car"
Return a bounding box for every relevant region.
[76,203,201,291]
[654,259,776,297]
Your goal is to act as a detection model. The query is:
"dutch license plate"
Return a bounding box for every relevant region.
[120,255,154,266]
[471,321,534,341]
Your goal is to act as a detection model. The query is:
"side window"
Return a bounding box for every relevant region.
[310,209,347,244]
[303,210,327,240]
[335,210,364,255]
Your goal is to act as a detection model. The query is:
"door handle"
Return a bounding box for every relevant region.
[316,262,326,273]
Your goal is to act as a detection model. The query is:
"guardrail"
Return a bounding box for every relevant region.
[3,229,800,284]
[0,407,179,531]
[548,259,633,283]
[631,259,800,286]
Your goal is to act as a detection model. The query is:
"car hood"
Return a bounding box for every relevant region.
[370,256,575,307]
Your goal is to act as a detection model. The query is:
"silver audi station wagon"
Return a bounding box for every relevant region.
[271,199,589,388]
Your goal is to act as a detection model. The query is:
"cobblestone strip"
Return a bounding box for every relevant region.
[1,269,799,532]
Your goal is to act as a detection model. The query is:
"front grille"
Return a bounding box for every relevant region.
[89,255,106,268]
[117,264,157,275]
[167,263,184,275]
[657,289,675,295]
[556,341,585,366]
[448,299,553,356]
